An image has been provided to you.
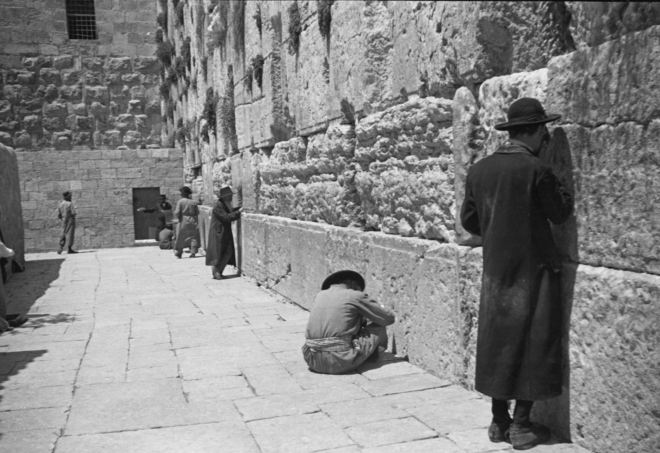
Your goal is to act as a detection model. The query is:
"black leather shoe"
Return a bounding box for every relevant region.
[509,423,551,450]
[68,249,78,254]
[488,420,512,443]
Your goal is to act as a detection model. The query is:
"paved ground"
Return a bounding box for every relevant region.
[0,247,590,453]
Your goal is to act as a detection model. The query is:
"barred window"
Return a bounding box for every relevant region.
[66,0,98,40]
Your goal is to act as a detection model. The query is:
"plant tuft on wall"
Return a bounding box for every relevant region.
[159,80,171,99]
[156,40,175,66]
[253,2,262,37]
[287,1,302,55]
[207,0,229,51]
[201,56,208,81]
[233,0,247,56]
[157,11,168,30]
[174,56,186,79]
[202,88,218,142]
[251,54,265,90]
[219,67,238,153]
[155,28,164,43]
[243,65,253,95]
[317,0,334,40]
[182,37,192,70]
[175,1,185,28]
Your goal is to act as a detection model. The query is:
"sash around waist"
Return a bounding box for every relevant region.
[304,334,354,352]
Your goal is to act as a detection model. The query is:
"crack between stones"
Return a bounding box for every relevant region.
[51,251,101,453]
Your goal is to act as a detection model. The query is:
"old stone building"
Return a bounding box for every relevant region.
[0,0,182,251]
[1,1,659,452]
[159,2,659,452]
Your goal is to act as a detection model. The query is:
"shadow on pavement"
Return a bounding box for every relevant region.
[0,349,47,442]
[5,258,65,321]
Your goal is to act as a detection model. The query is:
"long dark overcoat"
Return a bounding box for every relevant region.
[460,141,572,401]
[205,200,240,269]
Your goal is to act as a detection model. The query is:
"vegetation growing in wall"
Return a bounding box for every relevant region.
[207,0,229,51]
[201,56,208,81]
[175,0,185,27]
[156,40,175,67]
[157,11,168,30]
[182,37,192,70]
[157,0,166,10]
[167,103,174,121]
[243,65,253,95]
[159,80,171,99]
[202,88,218,142]
[166,68,177,84]
[233,0,247,56]
[155,28,163,43]
[318,0,334,40]
[251,54,265,90]
[219,67,237,153]
[287,1,302,55]
[174,56,186,79]
[253,2,262,37]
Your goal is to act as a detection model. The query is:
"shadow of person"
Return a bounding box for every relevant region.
[5,257,65,316]
[533,126,579,441]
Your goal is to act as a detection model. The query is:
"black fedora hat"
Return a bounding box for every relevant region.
[321,270,365,291]
[179,186,192,195]
[494,97,561,131]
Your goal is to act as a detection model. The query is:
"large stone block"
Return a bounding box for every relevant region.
[0,143,25,267]
[547,25,660,126]
[565,264,660,452]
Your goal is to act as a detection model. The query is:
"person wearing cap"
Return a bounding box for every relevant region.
[137,194,174,239]
[460,98,573,450]
[207,186,242,280]
[57,191,77,254]
[302,270,395,375]
[173,186,200,258]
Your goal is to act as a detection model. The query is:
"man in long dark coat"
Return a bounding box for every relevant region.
[460,98,573,450]
[207,186,241,280]
[57,191,77,254]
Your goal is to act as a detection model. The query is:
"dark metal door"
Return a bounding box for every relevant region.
[132,187,160,240]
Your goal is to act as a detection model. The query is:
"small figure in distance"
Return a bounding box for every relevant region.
[460,97,573,450]
[57,191,77,254]
[173,186,200,259]
[303,270,395,375]
[137,194,174,240]
[208,186,242,280]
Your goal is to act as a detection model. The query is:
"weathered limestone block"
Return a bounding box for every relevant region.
[478,68,548,156]
[452,87,483,245]
[355,97,453,166]
[566,264,660,452]
[0,131,13,147]
[0,100,13,118]
[52,55,73,70]
[547,25,660,126]
[85,86,109,103]
[133,57,159,74]
[61,71,81,86]
[38,68,61,86]
[22,56,51,70]
[60,85,83,101]
[105,57,132,72]
[355,156,455,242]
[567,1,660,48]
[0,143,25,267]
[306,124,356,175]
[557,122,660,274]
[13,132,31,149]
[43,100,68,118]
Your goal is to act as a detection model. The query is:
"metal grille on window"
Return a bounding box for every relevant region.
[66,0,98,40]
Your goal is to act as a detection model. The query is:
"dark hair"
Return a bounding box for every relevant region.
[508,123,543,139]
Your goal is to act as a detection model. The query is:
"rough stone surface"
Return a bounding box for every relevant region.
[240,213,659,453]
[0,143,25,269]
[17,148,182,252]
[0,0,162,151]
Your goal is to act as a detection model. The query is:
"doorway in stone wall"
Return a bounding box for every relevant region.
[132,187,160,240]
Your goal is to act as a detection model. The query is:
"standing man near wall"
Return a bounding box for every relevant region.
[460,98,573,450]
[207,186,242,280]
[57,191,78,254]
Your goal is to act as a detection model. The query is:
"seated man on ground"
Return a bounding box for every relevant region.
[302,270,395,375]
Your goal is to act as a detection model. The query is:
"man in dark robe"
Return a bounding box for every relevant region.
[207,186,241,280]
[460,98,573,450]
[302,270,395,375]
[57,191,77,254]
[137,194,174,239]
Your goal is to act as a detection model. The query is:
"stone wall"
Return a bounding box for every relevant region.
[0,0,162,150]
[0,143,25,269]
[165,2,660,452]
[240,213,660,453]
[17,148,182,252]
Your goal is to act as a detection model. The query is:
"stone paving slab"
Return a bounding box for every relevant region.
[0,248,591,452]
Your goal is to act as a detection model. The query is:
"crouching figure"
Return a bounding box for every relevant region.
[303,270,395,374]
